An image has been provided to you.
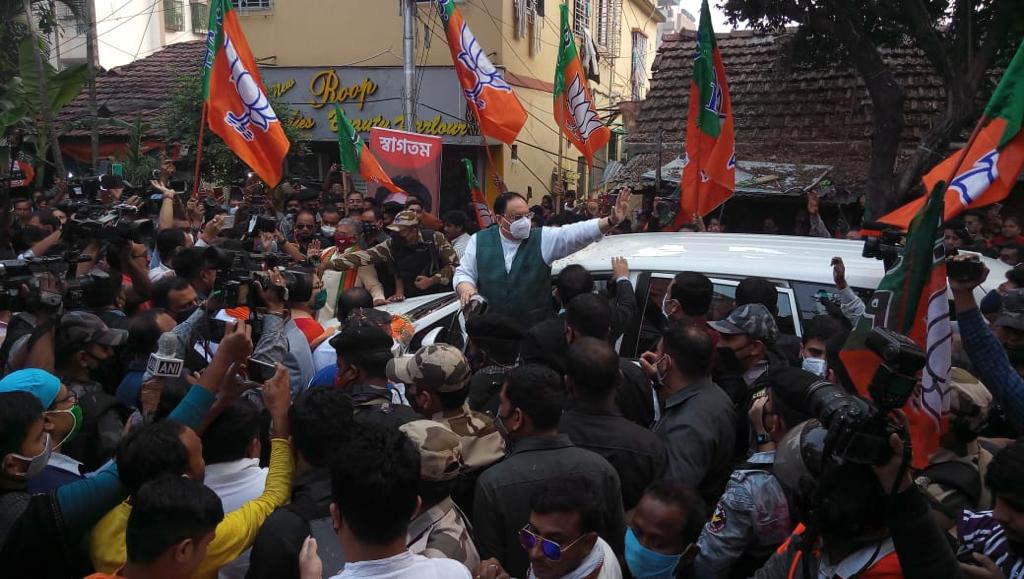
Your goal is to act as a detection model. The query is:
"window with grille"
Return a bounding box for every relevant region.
[596,0,609,47]
[233,0,272,10]
[190,2,208,34]
[573,0,590,35]
[56,3,88,36]
[631,30,648,100]
[164,0,184,31]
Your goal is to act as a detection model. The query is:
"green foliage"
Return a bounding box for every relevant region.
[160,73,307,186]
[122,116,160,185]
[1,0,84,104]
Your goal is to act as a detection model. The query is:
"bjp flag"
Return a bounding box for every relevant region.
[554,3,611,168]
[435,0,527,145]
[879,42,1024,230]
[334,105,405,201]
[674,0,735,228]
[202,0,289,187]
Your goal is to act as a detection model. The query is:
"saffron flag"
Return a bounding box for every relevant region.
[554,3,611,168]
[879,43,1024,230]
[333,105,405,199]
[202,0,289,187]
[557,3,610,169]
[674,0,735,228]
[840,181,952,470]
[435,0,527,145]
[463,158,494,229]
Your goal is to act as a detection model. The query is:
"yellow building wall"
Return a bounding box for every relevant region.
[237,0,661,203]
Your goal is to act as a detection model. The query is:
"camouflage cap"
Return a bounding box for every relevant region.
[386,344,471,393]
[947,367,992,434]
[60,311,129,349]
[386,210,420,231]
[707,303,779,343]
[399,419,464,482]
[995,288,1024,331]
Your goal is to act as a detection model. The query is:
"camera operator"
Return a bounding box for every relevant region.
[757,416,963,578]
[250,269,315,395]
[0,271,63,374]
[948,255,1024,434]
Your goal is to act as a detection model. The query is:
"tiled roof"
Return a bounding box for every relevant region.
[59,41,207,137]
[614,29,960,190]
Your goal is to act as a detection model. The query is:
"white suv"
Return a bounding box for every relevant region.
[369,232,1009,357]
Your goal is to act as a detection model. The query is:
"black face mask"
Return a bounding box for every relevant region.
[363,223,379,237]
[175,305,199,324]
[716,346,744,373]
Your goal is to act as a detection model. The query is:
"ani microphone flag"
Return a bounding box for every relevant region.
[879,42,1024,230]
[554,3,610,168]
[463,158,494,229]
[435,0,527,145]
[675,0,735,228]
[840,181,952,469]
[333,105,405,200]
[202,0,289,187]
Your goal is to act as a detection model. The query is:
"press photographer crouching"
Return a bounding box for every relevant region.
[749,331,963,578]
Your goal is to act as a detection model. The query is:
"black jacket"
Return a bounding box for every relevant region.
[246,469,345,579]
[559,400,667,510]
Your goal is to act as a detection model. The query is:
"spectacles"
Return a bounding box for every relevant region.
[505,212,534,222]
[53,391,77,406]
[295,224,315,230]
[519,526,586,561]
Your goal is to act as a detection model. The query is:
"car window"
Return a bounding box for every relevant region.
[631,274,800,356]
[791,281,872,323]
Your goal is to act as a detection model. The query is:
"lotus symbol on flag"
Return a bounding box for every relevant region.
[949,149,999,206]
[223,34,279,142]
[567,75,603,141]
[457,22,512,110]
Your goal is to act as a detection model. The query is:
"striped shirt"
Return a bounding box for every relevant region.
[959,510,1024,578]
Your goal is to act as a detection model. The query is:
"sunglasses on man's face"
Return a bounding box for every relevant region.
[519,526,586,561]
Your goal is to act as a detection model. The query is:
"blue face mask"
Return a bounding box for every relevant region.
[625,528,683,579]
[980,289,1002,315]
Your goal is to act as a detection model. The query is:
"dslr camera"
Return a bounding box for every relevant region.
[801,326,926,465]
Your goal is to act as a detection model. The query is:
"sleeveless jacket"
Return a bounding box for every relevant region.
[475,227,551,328]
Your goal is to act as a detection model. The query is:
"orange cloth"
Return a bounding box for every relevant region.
[293,317,324,346]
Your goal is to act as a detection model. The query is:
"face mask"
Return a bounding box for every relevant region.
[9,433,52,480]
[495,411,514,447]
[649,354,669,390]
[228,206,238,215]
[801,357,827,378]
[507,216,531,240]
[661,295,676,319]
[321,226,337,237]
[175,305,199,324]
[46,405,83,449]
[716,346,744,373]
[980,289,1002,314]
[336,234,358,247]
[311,288,328,311]
[362,223,379,237]
[624,528,683,579]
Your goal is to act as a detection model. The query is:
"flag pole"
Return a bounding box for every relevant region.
[191,102,208,198]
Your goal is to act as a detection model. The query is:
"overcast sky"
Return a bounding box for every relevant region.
[676,0,740,31]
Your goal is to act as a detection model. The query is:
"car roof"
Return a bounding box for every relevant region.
[551,232,1009,291]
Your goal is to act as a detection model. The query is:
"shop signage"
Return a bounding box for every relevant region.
[260,66,481,145]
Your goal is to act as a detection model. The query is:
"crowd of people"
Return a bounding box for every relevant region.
[0,170,1023,579]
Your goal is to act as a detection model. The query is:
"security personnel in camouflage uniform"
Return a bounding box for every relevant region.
[401,419,481,570]
[387,343,506,517]
[321,209,458,300]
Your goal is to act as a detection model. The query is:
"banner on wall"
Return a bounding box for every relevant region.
[368,128,443,214]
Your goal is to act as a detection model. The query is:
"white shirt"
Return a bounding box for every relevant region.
[148,262,173,282]
[451,233,471,258]
[329,550,471,579]
[452,219,604,289]
[203,458,268,513]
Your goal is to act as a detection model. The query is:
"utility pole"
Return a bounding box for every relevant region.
[85,0,99,170]
[49,0,62,69]
[23,0,67,180]
[649,128,662,217]
[402,0,416,132]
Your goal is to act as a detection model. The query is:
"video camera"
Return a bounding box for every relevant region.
[862,226,904,271]
[58,200,155,249]
[205,246,297,309]
[0,254,105,311]
[801,326,926,465]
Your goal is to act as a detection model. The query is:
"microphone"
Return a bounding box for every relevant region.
[146,332,184,379]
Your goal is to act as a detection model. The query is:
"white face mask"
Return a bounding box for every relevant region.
[507,216,531,240]
[801,357,827,377]
[321,226,336,237]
